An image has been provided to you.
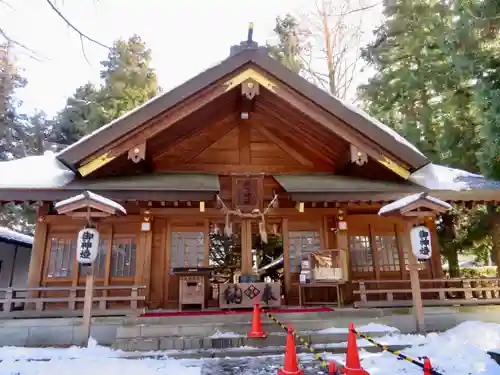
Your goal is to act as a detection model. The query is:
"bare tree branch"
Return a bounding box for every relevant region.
[45,0,110,50]
[339,1,381,17]
[0,0,14,10]
[0,28,46,62]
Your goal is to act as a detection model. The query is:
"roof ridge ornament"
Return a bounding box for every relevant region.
[229,22,268,57]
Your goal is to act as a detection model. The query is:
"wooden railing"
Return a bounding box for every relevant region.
[0,285,146,318]
[353,278,500,308]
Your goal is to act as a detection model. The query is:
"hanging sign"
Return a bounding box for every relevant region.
[410,225,432,260]
[76,228,99,264]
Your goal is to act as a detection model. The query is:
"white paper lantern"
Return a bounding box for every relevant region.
[76,228,100,264]
[410,225,432,260]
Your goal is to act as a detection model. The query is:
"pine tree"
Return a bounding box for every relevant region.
[52,83,105,145]
[268,14,305,74]
[53,35,160,144]
[99,35,159,123]
[359,0,489,275]
[0,43,28,160]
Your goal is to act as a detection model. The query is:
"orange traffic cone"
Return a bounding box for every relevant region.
[423,357,432,375]
[248,303,266,338]
[328,361,340,374]
[344,323,370,375]
[278,325,304,375]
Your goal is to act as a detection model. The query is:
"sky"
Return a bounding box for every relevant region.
[0,0,383,117]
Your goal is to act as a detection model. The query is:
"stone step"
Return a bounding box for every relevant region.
[118,308,386,326]
[117,318,395,339]
[165,343,410,359]
[113,330,395,351]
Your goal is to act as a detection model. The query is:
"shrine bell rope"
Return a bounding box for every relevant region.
[216,194,279,243]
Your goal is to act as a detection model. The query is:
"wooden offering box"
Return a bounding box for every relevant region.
[172,267,212,311]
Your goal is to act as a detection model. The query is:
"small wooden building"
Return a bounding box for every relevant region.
[1,35,500,315]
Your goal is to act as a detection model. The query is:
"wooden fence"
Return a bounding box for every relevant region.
[0,285,146,318]
[353,278,500,308]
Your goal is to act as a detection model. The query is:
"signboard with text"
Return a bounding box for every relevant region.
[219,282,281,309]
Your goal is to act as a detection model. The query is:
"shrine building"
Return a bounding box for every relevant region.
[1,30,500,316]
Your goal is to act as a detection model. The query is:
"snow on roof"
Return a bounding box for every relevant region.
[0,227,33,246]
[408,163,489,191]
[378,192,452,215]
[338,97,425,157]
[55,191,127,214]
[0,151,74,189]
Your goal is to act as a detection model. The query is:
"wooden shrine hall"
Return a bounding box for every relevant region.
[1,27,500,317]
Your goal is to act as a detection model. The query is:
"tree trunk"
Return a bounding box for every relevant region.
[490,213,500,276]
[446,250,460,277]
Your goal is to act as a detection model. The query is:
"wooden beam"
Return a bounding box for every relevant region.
[154,163,332,174]
[146,207,339,217]
[266,85,412,179]
[154,115,239,166]
[254,106,340,166]
[238,120,251,165]
[253,122,314,167]
[78,83,230,176]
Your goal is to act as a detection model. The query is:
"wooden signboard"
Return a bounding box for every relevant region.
[219,282,281,309]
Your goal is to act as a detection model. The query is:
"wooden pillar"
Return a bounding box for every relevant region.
[282,218,291,304]
[27,205,50,291]
[204,219,210,267]
[240,220,253,275]
[137,221,153,304]
[335,209,349,281]
[163,220,172,307]
[402,222,426,333]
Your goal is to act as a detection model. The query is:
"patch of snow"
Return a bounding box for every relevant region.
[210,330,242,338]
[409,163,483,191]
[326,321,500,375]
[0,342,201,375]
[0,151,74,189]
[378,192,451,215]
[317,323,399,335]
[337,97,425,157]
[0,226,33,245]
[55,191,127,214]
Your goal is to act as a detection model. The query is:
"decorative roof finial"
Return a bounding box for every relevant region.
[229,22,266,57]
[247,22,254,43]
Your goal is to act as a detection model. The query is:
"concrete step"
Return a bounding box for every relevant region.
[113,329,396,352]
[117,317,395,339]
[165,343,410,359]
[117,320,394,339]
[117,308,387,326]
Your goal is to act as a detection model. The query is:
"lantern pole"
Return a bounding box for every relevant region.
[81,207,95,347]
[403,218,426,333]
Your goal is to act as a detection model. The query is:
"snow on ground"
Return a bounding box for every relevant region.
[209,330,242,338]
[317,323,400,334]
[326,321,500,374]
[1,322,500,374]
[0,338,201,375]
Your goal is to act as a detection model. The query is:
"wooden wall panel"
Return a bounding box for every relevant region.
[153,117,333,174]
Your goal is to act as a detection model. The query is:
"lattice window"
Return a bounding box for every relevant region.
[288,231,321,272]
[47,237,76,278]
[349,235,373,273]
[78,239,108,277]
[111,238,137,277]
[171,232,205,270]
[375,235,400,271]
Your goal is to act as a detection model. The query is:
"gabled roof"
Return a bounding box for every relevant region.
[57,46,429,172]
